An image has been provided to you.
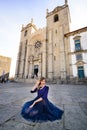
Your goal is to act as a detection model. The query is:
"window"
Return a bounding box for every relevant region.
[54,14,59,22]
[76,54,82,61]
[24,30,27,36]
[75,39,81,51]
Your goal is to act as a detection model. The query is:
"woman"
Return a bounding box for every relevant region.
[21,77,64,122]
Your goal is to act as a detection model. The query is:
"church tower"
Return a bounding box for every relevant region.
[46,1,72,81]
[15,19,37,79]
[65,0,68,5]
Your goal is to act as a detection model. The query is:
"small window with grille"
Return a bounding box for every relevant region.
[76,54,82,61]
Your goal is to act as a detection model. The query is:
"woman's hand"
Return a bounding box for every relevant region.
[29,101,36,108]
[36,80,40,86]
[31,80,40,92]
[26,102,36,113]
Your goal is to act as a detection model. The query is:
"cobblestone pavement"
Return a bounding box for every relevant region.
[0,82,87,130]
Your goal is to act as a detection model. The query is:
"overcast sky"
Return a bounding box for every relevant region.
[0,0,87,77]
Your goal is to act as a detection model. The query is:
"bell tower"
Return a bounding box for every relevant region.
[65,0,68,5]
[46,1,72,81]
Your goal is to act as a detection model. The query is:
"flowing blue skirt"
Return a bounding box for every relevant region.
[21,97,64,122]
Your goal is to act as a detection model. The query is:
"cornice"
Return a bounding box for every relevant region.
[68,49,87,55]
[65,27,87,37]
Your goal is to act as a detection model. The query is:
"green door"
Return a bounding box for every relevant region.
[78,66,85,78]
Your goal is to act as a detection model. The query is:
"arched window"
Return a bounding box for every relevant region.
[54,14,59,22]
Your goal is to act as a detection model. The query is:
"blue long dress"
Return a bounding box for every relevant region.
[21,86,64,122]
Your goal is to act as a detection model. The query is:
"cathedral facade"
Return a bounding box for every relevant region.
[15,1,73,82]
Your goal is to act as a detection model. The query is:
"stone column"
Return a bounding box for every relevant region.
[27,61,30,78]
[38,54,42,78]
[42,40,47,77]
[19,55,25,78]
[59,26,66,79]
[17,43,25,78]
[15,58,20,78]
[20,43,26,78]
[64,36,73,79]
[24,43,29,78]
[47,30,53,79]
[28,56,34,78]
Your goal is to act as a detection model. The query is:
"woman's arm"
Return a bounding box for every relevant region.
[29,97,43,108]
[34,97,43,104]
[31,80,40,91]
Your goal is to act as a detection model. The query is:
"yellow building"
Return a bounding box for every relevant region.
[0,55,11,80]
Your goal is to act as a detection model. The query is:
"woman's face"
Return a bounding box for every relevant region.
[40,79,46,86]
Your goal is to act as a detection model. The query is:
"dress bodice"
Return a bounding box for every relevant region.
[37,86,49,99]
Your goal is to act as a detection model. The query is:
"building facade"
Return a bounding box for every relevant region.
[65,27,87,81]
[15,1,73,83]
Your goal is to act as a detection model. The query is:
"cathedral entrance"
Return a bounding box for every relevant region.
[34,65,38,77]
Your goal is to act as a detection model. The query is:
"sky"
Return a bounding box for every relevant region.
[0,0,87,77]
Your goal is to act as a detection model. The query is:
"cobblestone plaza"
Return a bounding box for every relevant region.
[0,82,87,130]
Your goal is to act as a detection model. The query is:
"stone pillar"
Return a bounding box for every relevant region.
[15,58,20,78]
[17,45,25,78]
[68,54,73,79]
[24,43,29,78]
[27,61,30,78]
[19,57,24,78]
[59,26,66,80]
[38,54,42,78]
[28,56,34,78]
[47,30,53,79]
[19,43,26,78]
[42,40,47,78]
[28,62,33,78]
[64,36,73,79]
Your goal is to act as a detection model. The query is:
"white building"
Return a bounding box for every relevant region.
[65,27,87,81]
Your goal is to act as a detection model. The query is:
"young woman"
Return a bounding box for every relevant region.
[21,77,64,122]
